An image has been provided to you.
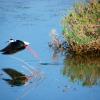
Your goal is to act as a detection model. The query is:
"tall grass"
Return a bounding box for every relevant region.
[62,0,100,54]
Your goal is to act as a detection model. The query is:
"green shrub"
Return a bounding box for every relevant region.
[62,0,100,45]
[62,0,100,54]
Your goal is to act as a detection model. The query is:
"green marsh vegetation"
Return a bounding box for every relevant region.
[62,0,100,55]
[61,0,100,87]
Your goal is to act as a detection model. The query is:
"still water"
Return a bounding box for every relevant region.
[0,0,100,100]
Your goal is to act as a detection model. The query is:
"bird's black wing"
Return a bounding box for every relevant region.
[0,42,15,52]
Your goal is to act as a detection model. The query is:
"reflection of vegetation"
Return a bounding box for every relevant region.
[2,68,28,86]
[62,0,100,54]
[63,55,100,87]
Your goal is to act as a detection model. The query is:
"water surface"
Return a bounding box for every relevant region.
[0,0,100,100]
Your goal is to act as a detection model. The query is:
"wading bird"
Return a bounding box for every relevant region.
[0,39,30,54]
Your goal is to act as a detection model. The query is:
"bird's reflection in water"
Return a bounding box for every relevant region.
[2,68,43,87]
[2,68,29,87]
[2,68,44,100]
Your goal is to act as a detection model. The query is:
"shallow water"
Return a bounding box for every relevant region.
[0,0,100,100]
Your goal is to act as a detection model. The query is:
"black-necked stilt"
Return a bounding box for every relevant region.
[0,39,30,54]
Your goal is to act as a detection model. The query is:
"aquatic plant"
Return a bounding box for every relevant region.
[62,0,100,55]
